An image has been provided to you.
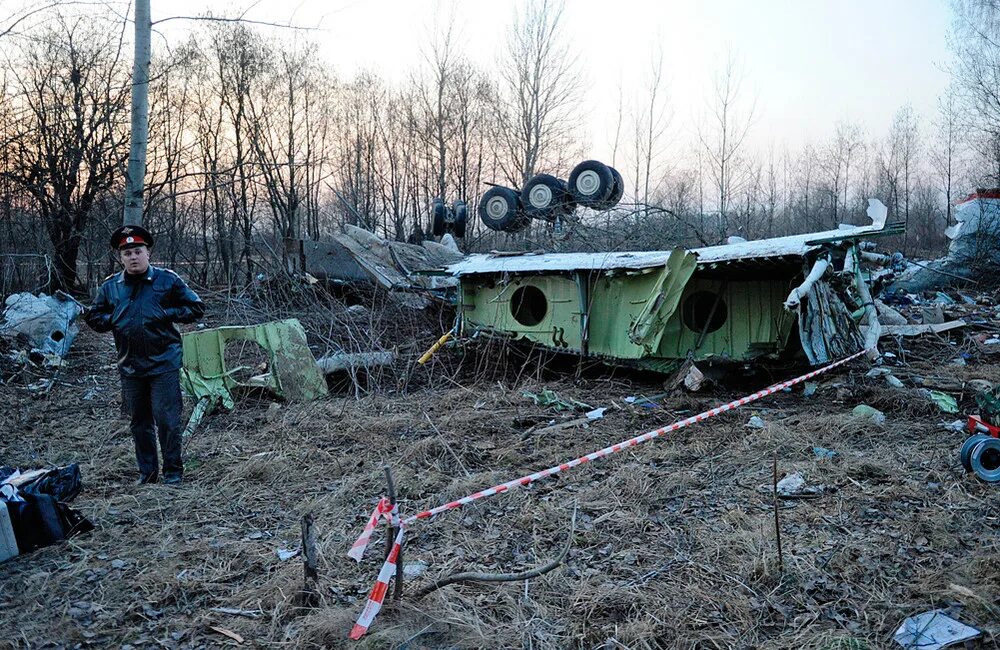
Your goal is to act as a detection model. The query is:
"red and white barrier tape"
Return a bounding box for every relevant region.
[349,526,405,640]
[348,497,396,562]
[348,348,870,639]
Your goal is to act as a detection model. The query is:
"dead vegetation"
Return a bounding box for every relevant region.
[2,291,1000,649]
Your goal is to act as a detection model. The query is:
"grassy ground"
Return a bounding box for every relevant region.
[1,302,999,649]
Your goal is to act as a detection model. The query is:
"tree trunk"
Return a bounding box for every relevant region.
[123,0,151,226]
[52,231,81,290]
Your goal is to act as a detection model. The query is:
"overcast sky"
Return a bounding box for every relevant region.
[12,0,957,160]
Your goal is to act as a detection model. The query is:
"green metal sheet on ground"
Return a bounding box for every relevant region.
[180,318,327,407]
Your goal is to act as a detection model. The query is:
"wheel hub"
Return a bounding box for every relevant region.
[528,184,553,208]
[576,170,600,196]
[486,196,509,219]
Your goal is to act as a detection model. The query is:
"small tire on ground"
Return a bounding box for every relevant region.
[521,174,572,220]
[568,160,614,207]
[960,434,991,471]
[432,199,446,237]
[453,201,468,238]
[970,437,1000,482]
[478,186,522,231]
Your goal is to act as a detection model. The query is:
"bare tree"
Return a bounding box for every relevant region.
[698,51,756,241]
[495,0,581,186]
[950,0,1000,184]
[931,86,964,228]
[628,44,671,210]
[886,105,920,252]
[1,15,130,289]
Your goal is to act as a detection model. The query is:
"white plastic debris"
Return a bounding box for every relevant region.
[886,375,904,389]
[585,407,607,420]
[746,416,765,429]
[893,610,980,650]
[403,560,428,577]
[683,364,705,392]
[776,473,806,496]
[275,548,300,561]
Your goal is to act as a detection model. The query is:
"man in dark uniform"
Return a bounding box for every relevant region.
[84,226,205,485]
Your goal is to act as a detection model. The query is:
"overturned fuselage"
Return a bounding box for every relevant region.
[448,201,900,371]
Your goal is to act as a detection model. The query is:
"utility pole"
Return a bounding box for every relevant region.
[124,0,150,226]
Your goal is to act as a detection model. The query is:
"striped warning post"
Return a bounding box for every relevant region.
[349,526,405,640]
[349,347,870,638]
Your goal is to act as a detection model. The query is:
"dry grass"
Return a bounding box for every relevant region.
[2,299,1000,649]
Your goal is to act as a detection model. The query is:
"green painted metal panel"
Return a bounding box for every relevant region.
[461,249,698,361]
[180,318,328,406]
[655,278,795,361]
[459,251,795,367]
[462,275,584,352]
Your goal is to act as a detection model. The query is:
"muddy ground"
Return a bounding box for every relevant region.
[1,294,999,649]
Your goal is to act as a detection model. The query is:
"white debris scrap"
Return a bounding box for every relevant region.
[0,292,82,357]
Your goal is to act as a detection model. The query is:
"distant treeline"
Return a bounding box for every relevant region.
[1,1,998,291]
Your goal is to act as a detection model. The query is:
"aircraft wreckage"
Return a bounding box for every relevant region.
[303,156,902,373]
[444,199,900,371]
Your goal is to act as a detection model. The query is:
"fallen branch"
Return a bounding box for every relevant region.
[414,503,577,598]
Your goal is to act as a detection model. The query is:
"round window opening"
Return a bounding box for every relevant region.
[510,285,548,326]
[681,290,728,334]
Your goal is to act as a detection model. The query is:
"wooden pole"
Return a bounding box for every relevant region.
[300,513,318,607]
[383,466,403,600]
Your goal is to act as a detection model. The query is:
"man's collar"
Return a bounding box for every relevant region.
[117,266,156,283]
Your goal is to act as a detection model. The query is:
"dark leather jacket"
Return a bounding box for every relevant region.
[85,266,205,377]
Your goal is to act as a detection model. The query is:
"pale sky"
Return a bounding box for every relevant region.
[12,0,957,161]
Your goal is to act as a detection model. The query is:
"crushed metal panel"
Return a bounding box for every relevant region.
[0,292,82,357]
[180,318,327,408]
[796,280,865,364]
[297,238,371,285]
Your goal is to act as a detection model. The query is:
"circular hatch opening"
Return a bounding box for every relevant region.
[510,285,548,326]
[681,290,728,334]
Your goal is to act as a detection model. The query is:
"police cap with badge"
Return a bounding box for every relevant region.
[110,225,155,250]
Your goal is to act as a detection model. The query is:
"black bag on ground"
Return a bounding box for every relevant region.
[20,463,82,502]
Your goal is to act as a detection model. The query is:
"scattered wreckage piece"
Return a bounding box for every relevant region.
[447,200,901,371]
[893,610,980,650]
[180,318,328,409]
[315,351,395,374]
[891,188,1000,292]
[877,320,967,337]
[293,226,461,308]
[0,292,83,358]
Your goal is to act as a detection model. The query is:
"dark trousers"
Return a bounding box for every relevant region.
[121,370,184,478]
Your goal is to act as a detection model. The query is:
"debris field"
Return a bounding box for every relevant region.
[2,290,1000,649]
